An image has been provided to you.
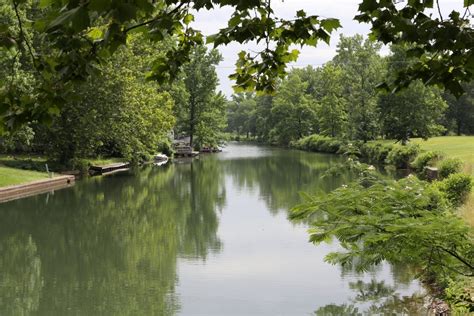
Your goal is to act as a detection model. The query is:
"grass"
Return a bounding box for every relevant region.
[411,136,474,224]
[0,166,49,187]
[411,136,474,168]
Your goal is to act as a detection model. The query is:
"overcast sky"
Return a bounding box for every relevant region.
[192,1,466,96]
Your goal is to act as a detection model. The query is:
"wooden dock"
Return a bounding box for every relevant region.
[89,162,130,175]
[0,175,75,203]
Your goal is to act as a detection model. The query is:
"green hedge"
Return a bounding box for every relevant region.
[291,135,344,154]
[293,135,422,169]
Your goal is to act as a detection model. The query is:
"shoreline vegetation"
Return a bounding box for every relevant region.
[290,134,474,313]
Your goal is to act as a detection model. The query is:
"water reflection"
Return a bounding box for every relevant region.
[0,143,424,315]
[314,279,425,315]
[0,161,224,315]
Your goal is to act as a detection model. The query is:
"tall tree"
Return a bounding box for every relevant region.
[333,35,386,142]
[226,93,257,139]
[174,45,225,148]
[254,95,274,142]
[41,34,175,165]
[270,71,317,145]
[378,45,447,143]
[312,64,347,138]
[379,81,447,143]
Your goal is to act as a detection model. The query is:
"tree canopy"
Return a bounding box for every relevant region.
[1,0,473,130]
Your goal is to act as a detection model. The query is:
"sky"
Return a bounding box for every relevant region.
[192,0,466,96]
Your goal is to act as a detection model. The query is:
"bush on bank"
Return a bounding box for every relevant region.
[411,151,444,179]
[438,158,463,179]
[292,134,421,169]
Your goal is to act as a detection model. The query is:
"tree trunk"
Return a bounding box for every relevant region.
[189,97,196,148]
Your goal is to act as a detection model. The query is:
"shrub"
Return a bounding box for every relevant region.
[435,173,472,207]
[385,144,420,169]
[0,125,35,154]
[360,142,395,163]
[411,151,444,179]
[438,158,463,179]
[157,140,173,157]
[292,134,344,154]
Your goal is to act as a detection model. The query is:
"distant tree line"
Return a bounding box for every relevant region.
[227,35,474,145]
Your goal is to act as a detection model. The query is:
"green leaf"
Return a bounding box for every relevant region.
[72,7,90,32]
[320,18,341,33]
[183,14,194,25]
[87,27,103,40]
[47,7,80,30]
[296,10,306,18]
[39,0,53,9]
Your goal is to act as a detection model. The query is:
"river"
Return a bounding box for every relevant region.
[0,143,426,315]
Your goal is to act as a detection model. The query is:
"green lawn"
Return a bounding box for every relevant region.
[412,136,474,166]
[0,166,49,187]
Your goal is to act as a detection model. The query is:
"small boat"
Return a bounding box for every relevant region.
[153,154,169,166]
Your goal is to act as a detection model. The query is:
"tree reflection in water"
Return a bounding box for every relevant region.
[0,160,225,315]
[314,278,426,315]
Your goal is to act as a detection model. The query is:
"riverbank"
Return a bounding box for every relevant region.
[0,174,75,203]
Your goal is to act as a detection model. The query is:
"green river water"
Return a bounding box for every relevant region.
[0,143,426,315]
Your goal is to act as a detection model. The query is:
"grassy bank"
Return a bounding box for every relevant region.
[412,136,474,173]
[0,166,49,187]
[412,136,474,225]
